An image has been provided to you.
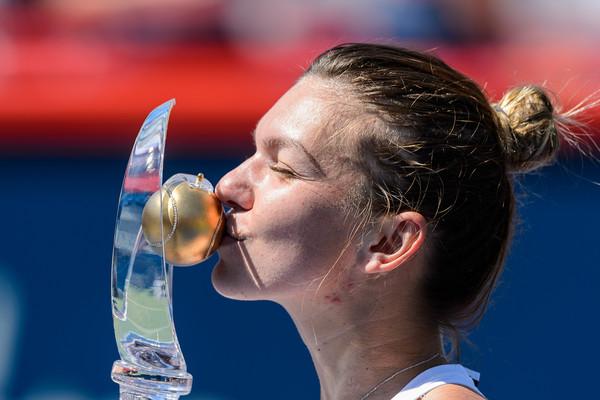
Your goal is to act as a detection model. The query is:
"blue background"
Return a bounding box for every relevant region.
[0,155,598,400]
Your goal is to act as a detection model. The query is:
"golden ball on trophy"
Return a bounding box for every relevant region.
[141,173,225,266]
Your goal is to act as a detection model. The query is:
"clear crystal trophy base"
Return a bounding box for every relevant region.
[111,360,193,400]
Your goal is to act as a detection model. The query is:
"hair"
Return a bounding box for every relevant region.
[303,43,585,355]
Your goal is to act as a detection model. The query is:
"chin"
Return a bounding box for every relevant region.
[211,259,258,301]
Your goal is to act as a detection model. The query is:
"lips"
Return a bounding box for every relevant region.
[225,213,245,241]
[226,228,244,241]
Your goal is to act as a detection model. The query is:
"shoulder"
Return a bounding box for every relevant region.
[423,384,486,400]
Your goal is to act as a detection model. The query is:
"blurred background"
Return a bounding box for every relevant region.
[1,0,599,399]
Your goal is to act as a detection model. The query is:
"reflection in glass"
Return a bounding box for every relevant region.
[110,100,192,400]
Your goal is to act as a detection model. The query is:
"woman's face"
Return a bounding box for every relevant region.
[212,78,366,303]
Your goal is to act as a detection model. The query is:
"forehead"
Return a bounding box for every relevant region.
[256,77,349,148]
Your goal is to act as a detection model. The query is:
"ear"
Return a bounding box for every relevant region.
[363,212,427,274]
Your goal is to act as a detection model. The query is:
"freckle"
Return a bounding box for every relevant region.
[318,348,321,352]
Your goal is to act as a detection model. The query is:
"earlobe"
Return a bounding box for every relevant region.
[364,212,427,274]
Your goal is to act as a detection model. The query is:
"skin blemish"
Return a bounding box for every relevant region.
[325,295,342,304]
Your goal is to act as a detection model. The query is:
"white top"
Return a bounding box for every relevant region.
[391,364,485,400]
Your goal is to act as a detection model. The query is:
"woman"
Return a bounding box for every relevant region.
[211,43,580,400]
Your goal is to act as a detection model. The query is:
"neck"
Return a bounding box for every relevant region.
[279,276,445,400]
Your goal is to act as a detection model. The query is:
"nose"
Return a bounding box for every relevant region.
[215,158,254,211]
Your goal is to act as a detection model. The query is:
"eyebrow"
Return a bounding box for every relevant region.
[252,130,325,177]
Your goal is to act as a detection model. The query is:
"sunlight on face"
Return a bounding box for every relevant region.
[212,78,366,305]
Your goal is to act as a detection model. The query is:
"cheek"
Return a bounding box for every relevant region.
[259,186,344,241]
[255,197,356,273]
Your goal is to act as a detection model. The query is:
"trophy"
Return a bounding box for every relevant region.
[110,100,225,399]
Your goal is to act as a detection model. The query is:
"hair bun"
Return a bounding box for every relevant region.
[493,86,559,173]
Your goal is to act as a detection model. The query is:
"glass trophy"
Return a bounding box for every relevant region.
[110,99,224,400]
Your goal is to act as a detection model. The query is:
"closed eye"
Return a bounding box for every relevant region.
[269,164,297,179]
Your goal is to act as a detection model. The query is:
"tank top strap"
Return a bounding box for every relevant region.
[390,364,484,400]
